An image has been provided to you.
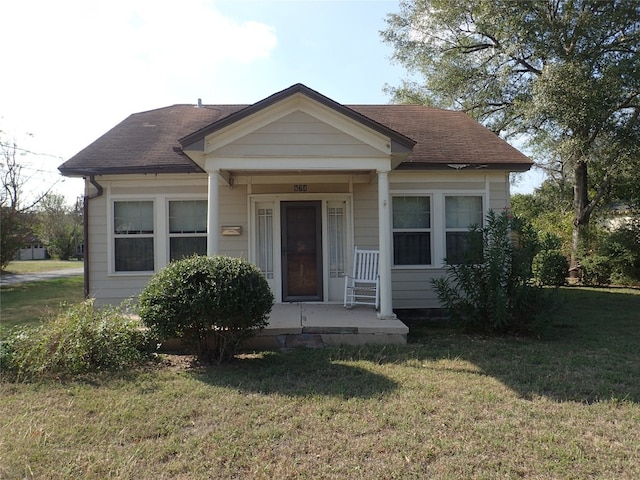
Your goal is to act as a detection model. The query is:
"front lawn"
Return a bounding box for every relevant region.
[0,276,85,330]
[1,259,83,274]
[1,287,639,479]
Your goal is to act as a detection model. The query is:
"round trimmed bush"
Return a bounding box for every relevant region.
[138,255,274,364]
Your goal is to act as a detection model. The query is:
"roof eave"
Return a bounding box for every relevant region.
[396,162,533,172]
[58,164,206,177]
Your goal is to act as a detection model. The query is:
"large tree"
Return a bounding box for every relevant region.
[382,0,640,268]
[1,138,35,268]
[1,135,57,268]
[35,193,82,261]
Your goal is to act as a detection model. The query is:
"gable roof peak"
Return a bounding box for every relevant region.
[179,83,416,149]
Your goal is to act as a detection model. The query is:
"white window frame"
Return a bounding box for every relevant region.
[255,202,275,279]
[108,193,209,276]
[443,195,484,263]
[327,200,347,278]
[111,199,156,274]
[391,194,433,267]
[167,198,208,262]
[390,190,486,269]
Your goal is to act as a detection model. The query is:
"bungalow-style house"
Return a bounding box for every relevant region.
[59,84,532,321]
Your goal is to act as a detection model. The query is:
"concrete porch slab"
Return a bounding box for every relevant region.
[243,303,409,350]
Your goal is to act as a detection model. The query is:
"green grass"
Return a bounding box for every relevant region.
[0,276,85,330]
[1,287,639,479]
[1,259,83,274]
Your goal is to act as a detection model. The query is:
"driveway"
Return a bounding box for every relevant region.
[0,268,84,286]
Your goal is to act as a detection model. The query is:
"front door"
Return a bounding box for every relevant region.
[281,201,323,301]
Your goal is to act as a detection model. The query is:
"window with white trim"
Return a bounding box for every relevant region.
[257,205,274,279]
[113,201,154,272]
[169,200,207,261]
[445,195,483,263]
[392,196,432,265]
[328,202,346,278]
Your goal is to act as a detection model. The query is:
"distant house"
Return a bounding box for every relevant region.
[599,203,636,231]
[58,83,532,316]
[16,239,47,261]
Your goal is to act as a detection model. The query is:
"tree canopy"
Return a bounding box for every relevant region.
[382,0,640,265]
[1,134,79,267]
[1,138,39,268]
[35,193,82,261]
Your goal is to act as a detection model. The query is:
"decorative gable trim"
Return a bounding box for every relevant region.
[200,97,392,158]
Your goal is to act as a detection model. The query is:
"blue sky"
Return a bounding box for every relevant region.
[1,0,541,203]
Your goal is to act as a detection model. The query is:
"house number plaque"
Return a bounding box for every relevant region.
[293,184,308,192]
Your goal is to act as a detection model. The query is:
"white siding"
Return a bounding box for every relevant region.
[489,178,509,210]
[213,111,383,158]
[86,191,151,306]
[392,269,445,309]
[88,175,209,306]
[352,182,379,250]
[87,170,513,310]
[218,185,249,258]
[87,190,107,296]
[388,171,512,309]
[391,181,486,190]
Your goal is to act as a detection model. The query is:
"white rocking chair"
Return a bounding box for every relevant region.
[343,247,380,309]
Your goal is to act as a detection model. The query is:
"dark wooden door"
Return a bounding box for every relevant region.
[281,201,323,301]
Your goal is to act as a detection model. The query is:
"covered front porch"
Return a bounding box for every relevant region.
[243,304,409,350]
[179,86,417,320]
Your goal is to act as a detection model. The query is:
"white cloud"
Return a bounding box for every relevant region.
[1,0,277,202]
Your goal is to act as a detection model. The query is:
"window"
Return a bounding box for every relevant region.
[445,196,483,263]
[392,196,431,265]
[328,202,346,278]
[114,201,154,272]
[257,206,274,279]
[169,200,207,261]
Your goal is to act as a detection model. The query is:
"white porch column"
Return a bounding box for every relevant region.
[207,170,219,255]
[377,169,395,319]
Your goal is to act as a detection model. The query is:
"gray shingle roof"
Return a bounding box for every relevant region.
[58,84,532,176]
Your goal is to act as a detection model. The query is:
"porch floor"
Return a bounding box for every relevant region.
[243,303,409,350]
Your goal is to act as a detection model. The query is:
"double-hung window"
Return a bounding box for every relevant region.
[392,196,432,265]
[445,196,483,263]
[113,201,154,272]
[168,200,207,261]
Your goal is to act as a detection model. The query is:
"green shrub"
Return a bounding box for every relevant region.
[138,255,274,364]
[578,218,640,286]
[533,250,569,286]
[538,231,563,252]
[432,210,549,334]
[600,221,640,285]
[580,255,613,286]
[0,300,151,382]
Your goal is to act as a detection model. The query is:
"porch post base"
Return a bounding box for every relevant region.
[377,311,398,321]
